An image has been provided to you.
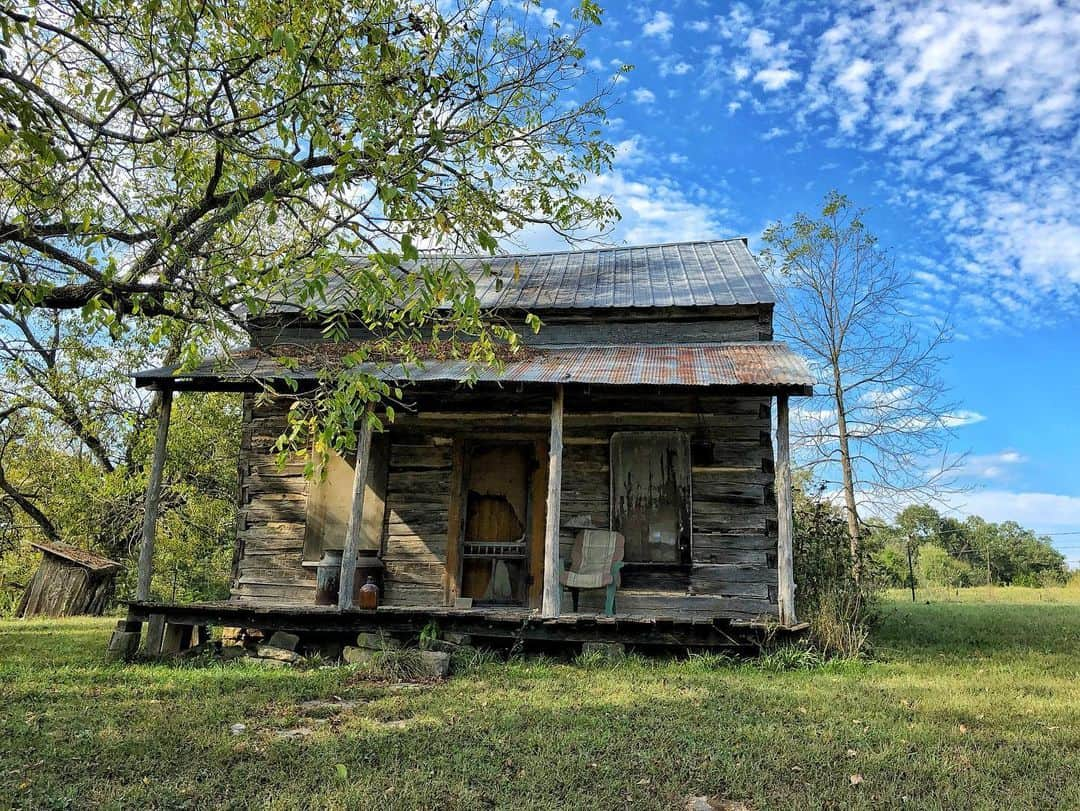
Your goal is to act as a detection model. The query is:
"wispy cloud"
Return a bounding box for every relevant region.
[642,11,674,41]
[695,0,1080,326]
[957,450,1026,480]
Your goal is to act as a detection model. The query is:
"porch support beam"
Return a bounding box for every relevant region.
[776,394,796,626]
[541,385,564,618]
[136,389,173,602]
[339,404,374,610]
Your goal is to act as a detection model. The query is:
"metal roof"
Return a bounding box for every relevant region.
[30,541,123,572]
[135,342,813,392]
[286,239,774,313]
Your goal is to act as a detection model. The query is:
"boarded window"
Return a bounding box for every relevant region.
[610,431,691,564]
[302,435,389,563]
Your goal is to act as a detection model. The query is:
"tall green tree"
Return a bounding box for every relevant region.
[1,0,617,451]
[0,0,619,602]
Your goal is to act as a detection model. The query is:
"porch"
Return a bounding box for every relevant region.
[124,599,809,652]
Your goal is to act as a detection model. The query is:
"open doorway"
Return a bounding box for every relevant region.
[458,442,538,605]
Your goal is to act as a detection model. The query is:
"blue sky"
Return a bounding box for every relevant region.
[515,0,1080,564]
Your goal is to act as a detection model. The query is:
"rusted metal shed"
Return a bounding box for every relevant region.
[17,541,122,618]
[118,239,814,654]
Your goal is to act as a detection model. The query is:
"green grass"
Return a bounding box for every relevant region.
[2,590,1078,810]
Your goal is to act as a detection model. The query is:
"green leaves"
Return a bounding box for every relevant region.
[2,0,616,458]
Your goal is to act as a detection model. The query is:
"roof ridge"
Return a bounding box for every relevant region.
[342,237,750,262]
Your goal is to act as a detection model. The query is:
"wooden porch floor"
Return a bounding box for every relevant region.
[126,600,808,650]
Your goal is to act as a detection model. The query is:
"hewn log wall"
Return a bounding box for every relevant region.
[232,393,779,619]
[232,396,316,603]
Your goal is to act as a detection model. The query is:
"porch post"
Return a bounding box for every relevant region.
[339,403,374,610]
[541,385,564,618]
[775,394,796,625]
[136,388,173,602]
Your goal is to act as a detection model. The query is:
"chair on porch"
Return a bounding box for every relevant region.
[560,530,626,616]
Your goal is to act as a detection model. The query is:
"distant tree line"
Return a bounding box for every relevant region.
[868,504,1069,590]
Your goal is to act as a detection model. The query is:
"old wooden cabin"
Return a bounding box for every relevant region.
[120,239,813,653]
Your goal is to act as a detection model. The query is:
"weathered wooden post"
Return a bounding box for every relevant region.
[775,394,796,626]
[137,389,173,602]
[541,385,564,618]
[108,388,172,661]
[338,404,374,610]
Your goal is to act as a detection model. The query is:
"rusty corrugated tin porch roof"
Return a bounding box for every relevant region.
[274,239,775,314]
[134,342,814,392]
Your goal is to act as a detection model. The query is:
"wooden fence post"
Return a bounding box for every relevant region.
[136,389,173,603]
[338,404,374,610]
[776,394,797,626]
[541,385,564,618]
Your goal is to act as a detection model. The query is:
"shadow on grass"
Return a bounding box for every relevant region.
[1,603,1079,809]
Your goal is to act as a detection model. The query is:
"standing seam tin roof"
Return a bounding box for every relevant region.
[310,238,774,312]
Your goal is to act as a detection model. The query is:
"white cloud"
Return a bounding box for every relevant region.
[957,450,1026,480]
[661,60,693,77]
[712,0,1080,325]
[761,126,787,141]
[940,410,986,428]
[688,20,710,33]
[612,135,648,166]
[631,87,656,105]
[668,152,688,165]
[642,11,673,40]
[509,132,730,251]
[754,67,800,91]
[588,171,726,245]
[539,7,558,27]
[949,491,1080,529]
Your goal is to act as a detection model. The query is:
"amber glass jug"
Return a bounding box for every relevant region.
[358,576,379,610]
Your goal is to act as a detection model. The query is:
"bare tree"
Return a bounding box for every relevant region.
[761,191,965,579]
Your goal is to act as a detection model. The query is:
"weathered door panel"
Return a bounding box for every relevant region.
[610,431,692,563]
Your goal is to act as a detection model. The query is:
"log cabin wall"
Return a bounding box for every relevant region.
[246,303,773,347]
[232,395,316,604]
[231,391,778,619]
[376,394,777,618]
[231,302,780,617]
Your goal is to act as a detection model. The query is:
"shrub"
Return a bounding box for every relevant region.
[354,648,430,681]
[757,641,825,672]
[918,544,974,588]
[793,481,878,658]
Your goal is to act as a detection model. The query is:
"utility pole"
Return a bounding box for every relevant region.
[985,540,992,589]
[906,535,916,603]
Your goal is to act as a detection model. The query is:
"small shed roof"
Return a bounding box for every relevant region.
[272,238,774,314]
[135,342,814,393]
[30,541,123,572]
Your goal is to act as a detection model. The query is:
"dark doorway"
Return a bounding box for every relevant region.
[459,443,536,605]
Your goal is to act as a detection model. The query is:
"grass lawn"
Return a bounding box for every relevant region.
[1,588,1078,810]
